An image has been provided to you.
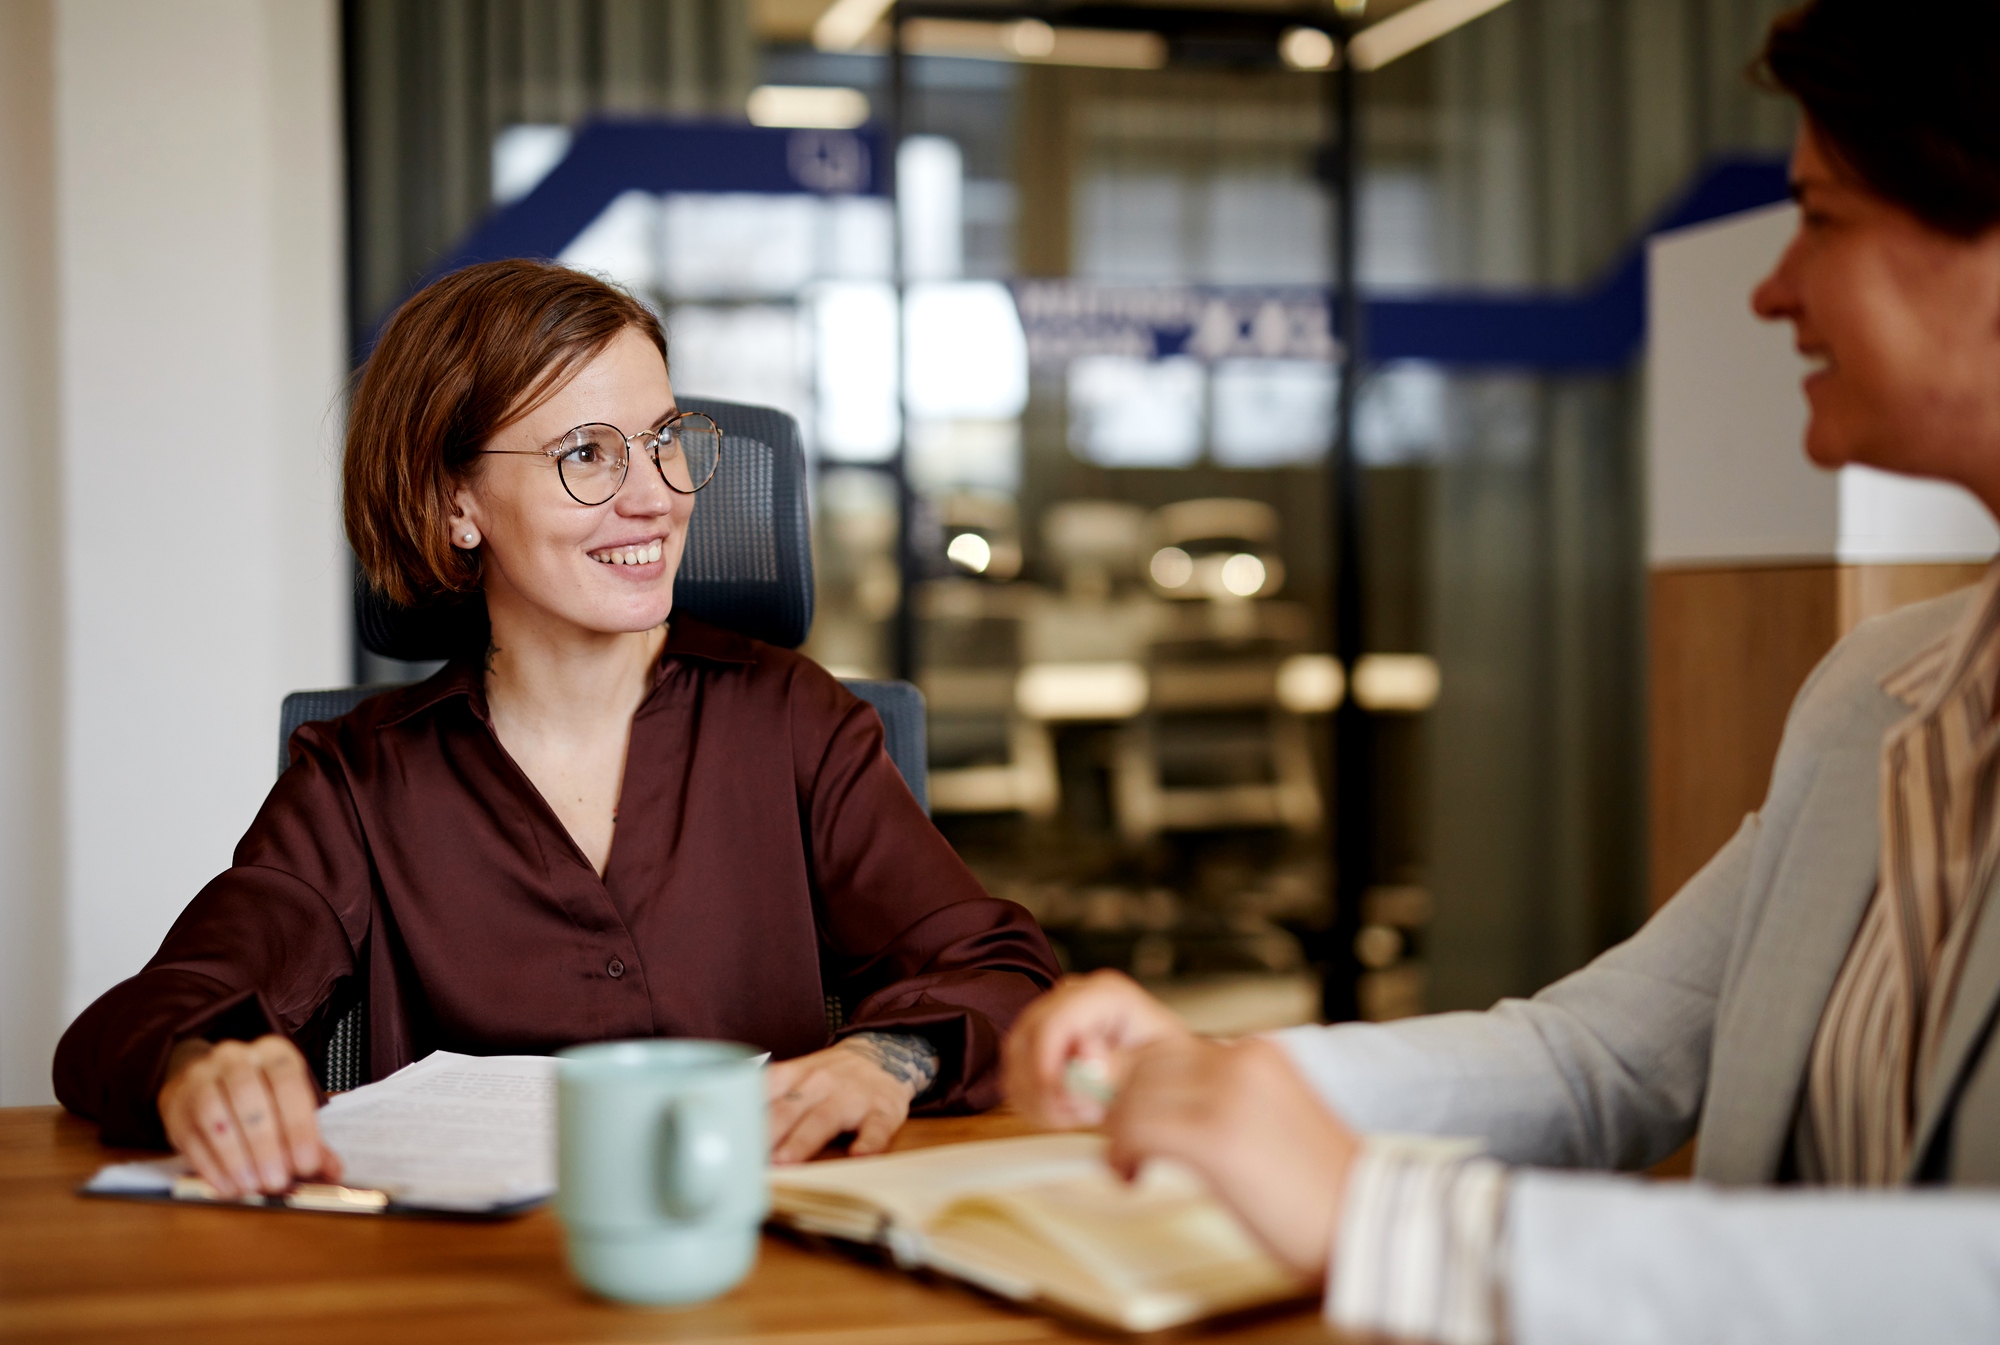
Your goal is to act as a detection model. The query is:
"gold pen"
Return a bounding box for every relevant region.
[170,1174,392,1213]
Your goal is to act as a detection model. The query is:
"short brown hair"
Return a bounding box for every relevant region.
[1759,0,2000,238]
[344,259,667,606]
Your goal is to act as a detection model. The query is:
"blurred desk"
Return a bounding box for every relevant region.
[0,1106,1338,1345]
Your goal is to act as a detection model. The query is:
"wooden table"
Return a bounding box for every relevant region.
[0,1107,1336,1344]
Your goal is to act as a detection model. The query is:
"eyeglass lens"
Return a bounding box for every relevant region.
[554,414,721,506]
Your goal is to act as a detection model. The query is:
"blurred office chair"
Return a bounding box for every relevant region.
[1041,499,1150,604]
[923,496,1061,818]
[279,397,926,1092]
[1112,498,1320,843]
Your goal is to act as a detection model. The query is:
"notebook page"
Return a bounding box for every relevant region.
[315,1051,557,1209]
[928,1164,1309,1331]
[769,1132,1110,1233]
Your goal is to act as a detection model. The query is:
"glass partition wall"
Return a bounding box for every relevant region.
[346,0,1797,1031]
[796,49,1434,1032]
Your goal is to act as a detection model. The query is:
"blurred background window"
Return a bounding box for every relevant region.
[345,0,1799,1034]
[1210,360,1336,469]
[1067,356,1204,469]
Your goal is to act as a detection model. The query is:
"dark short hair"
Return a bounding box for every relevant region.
[1759,0,2000,238]
[344,260,667,606]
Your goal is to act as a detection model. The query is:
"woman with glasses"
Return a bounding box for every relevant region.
[54,259,1059,1197]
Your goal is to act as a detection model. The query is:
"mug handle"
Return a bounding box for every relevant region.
[657,1093,732,1219]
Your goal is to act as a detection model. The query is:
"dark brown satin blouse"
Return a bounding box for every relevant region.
[54,617,1058,1147]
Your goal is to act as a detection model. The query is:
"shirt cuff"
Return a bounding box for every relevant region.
[1326,1140,1511,1345]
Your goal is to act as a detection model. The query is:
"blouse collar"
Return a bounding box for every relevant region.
[374,614,759,731]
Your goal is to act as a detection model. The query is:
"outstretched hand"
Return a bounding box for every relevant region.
[1002,969,1191,1128]
[1001,971,1360,1278]
[1103,1034,1358,1276]
[157,1034,342,1197]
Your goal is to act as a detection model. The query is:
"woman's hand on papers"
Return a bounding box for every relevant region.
[1002,970,1191,1128]
[157,1034,342,1197]
[765,1033,938,1164]
[1103,1035,1357,1278]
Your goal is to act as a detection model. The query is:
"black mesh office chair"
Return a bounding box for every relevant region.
[280,396,926,1091]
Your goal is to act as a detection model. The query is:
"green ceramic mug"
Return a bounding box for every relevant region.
[555,1040,768,1305]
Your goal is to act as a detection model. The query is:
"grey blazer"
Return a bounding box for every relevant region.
[1278,589,2000,1344]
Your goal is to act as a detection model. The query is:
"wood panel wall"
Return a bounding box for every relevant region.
[1648,561,1987,911]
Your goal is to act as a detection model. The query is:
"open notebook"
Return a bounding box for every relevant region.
[770,1132,1317,1333]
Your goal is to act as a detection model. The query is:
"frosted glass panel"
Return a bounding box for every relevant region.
[491,124,572,205]
[1357,364,1448,466]
[904,282,1029,421]
[1074,174,1188,282]
[1211,359,1335,467]
[898,135,963,282]
[1067,355,1205,468]
[658,193,820,299]
[559,190,659,294]
[1201,174,1329,285]
[665,305,812,436]
[824,196,893,281]
[813,282,900,462]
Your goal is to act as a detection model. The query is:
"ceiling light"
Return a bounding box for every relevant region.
[1016,662,1149,721]
[1351,654,1442,712]
[1219,553,1268,598]
[946,532,993,574]
[1150,546,1195,590]
[745,85,869,130]
[1277,654,1346,714]
[813,0,893,51]
[1005,18,1056,58]
[1349,0,1512,71]
[902,18,1167,69]
[1279,27,1337,71]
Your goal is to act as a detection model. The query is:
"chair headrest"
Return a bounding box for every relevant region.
[356,395,815,660]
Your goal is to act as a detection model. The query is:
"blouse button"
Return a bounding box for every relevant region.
[607,958,626,979]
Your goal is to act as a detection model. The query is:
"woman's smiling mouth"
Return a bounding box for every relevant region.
[589,539,664,566]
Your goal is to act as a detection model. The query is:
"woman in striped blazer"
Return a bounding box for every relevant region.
[1008,2,2000,1341]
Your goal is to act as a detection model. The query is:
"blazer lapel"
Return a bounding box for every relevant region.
[1698,737,1885,1183]
[1908,869,2000,1178]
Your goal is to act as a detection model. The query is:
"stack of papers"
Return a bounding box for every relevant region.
[85,1051,559,1216]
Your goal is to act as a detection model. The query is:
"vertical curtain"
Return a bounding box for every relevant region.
[341,0,754,683]
[343,0,754,347]
[1421,0,1795,1008]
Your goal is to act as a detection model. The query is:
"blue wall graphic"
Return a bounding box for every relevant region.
[412,116,1788,374]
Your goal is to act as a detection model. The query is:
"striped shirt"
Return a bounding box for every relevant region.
[1331,1144,1509,1344]
[1326,567,2000,1341]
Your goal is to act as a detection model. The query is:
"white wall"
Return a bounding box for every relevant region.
[0,0,346,1106]
[0,0,65,1109]
[1647,204,2000,566]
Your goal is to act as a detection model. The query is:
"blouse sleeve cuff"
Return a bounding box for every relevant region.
[176,987,284,1048]
[1326,1140,1511,1345]
[145,988,289,1109]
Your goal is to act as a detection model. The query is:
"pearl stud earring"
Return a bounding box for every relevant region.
[463,533,475,543]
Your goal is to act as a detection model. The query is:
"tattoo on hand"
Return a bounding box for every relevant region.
[841,1032,940,1096]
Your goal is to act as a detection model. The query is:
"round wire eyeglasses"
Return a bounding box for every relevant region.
[480,411,721,507]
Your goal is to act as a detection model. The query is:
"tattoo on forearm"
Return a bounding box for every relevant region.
[842,1031,940,1095]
